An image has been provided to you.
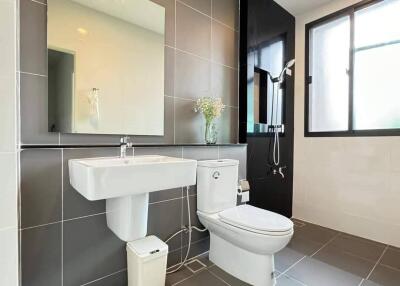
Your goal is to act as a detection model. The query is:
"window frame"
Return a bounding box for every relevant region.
[304,0,400,137]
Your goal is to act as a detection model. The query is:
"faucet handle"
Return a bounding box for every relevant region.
[120,136,130,144]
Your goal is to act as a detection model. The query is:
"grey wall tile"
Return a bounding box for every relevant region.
[175,99,204,144]
[182,195,209,244]
[60,134,121,145]
[212,0,239,30]
[63,214,126,286]
[135,146,182,157]
[20,73,59,144]
[147,199,182,251]
[21,223,62,286]
[21,149,62,228]
[85,270,127,286]
[165,46,175,97]
[175,50,211,100]
[182,146,219,160]
[179,0,211,15]
[150,188,183,203]
[219,146,247,179]
[176,2,211,59]
[380,247,400,271]
[183,237,210,259]
[151,0,175,46]
[212,64,238,107]
[63,148,119,220]
[20,0,47,75]
[212,20,238,68]
[216,107,238,143]
[168,248,182,268]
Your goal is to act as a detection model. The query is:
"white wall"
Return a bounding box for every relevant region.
[293,0,400,247]
[0,0,19,284]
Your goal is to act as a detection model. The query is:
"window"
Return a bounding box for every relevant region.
[305,0,400,136]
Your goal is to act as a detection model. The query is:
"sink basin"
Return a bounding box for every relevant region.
[69,155,197,241]
[69,155,197,200]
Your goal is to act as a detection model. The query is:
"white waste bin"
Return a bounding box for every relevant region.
[127,235,168,286]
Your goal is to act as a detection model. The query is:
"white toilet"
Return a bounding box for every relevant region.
[196,159,294,286]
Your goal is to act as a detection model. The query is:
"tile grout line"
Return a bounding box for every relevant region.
[207,268,231,286]
[175,0,238,32]
[310,232,341,257]
[276,255,307,279]
[80,268,127,286]
[363,245,389,282]
[61,149,64,286]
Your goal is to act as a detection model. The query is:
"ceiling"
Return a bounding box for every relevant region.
[71,0,165,34]
[274,0,337,16]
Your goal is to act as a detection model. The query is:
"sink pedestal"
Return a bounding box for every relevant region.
[106,193,149,241]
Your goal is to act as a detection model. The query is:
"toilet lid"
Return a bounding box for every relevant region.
[219,205,293,233]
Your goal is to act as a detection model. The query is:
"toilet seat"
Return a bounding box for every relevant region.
[218,205,293,236]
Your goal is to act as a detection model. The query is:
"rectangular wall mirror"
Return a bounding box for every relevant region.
[47,0,165,135]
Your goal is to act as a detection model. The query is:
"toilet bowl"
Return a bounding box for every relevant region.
[196,160,293,286]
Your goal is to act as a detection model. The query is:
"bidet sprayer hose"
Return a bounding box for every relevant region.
[166,186,207,274]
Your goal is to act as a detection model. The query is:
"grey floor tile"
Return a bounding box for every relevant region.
[313,244,376,278]
[380,247,400,271]
[276,274,307,286]
[286,235,324,256]
[166,266,193,286]
[294,223,338,245]
[361,280,383,286]
[286,256,363,286]
[330,234,386,262]
[208,265,251,286]
[147,198,183,251]
[63,214,126,286]
[21,223,62,286]
[21,149,62,228]
[368,264,400,286]
[63,148,119,220]
[85,270,127,286]
[275,247,306,272]
[178,269,227,286]
[197,253,214,268]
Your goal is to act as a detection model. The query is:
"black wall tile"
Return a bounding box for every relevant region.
[21,223,62,286]
[21,149,62,228]
[63,214,126,286]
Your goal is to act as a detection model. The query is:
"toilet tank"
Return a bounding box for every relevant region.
[197,159,239,214]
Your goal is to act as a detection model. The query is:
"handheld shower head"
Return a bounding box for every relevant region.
[278,59,295,82]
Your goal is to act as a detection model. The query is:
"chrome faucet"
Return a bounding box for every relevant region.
[120,136,133,158]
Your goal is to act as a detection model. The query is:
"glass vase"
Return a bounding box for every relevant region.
[205,120,217,144]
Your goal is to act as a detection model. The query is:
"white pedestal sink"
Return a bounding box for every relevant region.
[69,155,197,241]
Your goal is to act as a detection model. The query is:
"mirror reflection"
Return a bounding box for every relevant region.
[48,0,165,135]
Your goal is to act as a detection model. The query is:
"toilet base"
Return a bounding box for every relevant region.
[209,233,276,286]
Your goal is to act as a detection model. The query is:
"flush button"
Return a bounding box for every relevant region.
[212,171,220,179]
